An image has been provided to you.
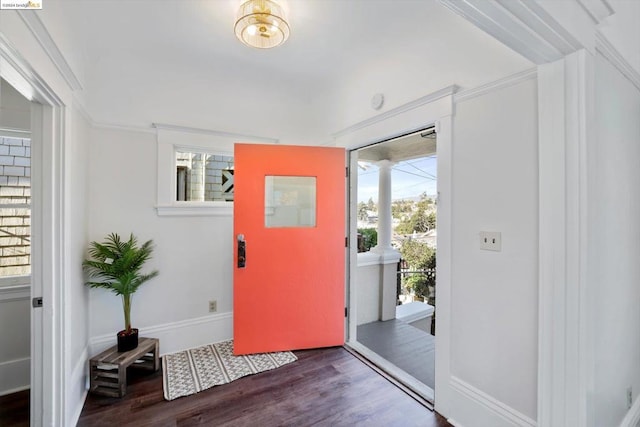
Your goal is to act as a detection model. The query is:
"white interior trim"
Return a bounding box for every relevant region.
[595,31,640,92]
[331,85,457,140]
[449,376,537,427]
[155,203,233,217]
[67,347,89,427]
[619,395,640,427]
[153,123,279,145]
[576,0,614,24]
[16,11,83,90]
[0,357,30,396]
[537,50,592,427]
[0,34,67,426]
[89,311,233,356]
[0,127,31,138]
[454,67,537,104]
[439,0,582,64]
[0,284,30,302]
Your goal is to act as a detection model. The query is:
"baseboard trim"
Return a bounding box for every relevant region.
[619,395,640,427]
[0,357,30,396]
[89,311,233,356]
[67,346,89,427]
[0,385,29,397]
[450,376,536,427]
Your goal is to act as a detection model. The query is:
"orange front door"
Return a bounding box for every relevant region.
[233,144,345,355]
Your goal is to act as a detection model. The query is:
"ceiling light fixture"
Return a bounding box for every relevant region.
[234,0,290,49]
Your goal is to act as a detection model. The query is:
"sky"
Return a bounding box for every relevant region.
[357,155,437,203]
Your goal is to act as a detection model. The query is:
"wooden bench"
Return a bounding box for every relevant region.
[89,337,159,397]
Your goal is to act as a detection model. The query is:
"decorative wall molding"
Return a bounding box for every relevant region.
[0,357,30,396]
[331,85,458,140]
[619,395,640,427]
[576,0,614,24]
[0,284,30,302]
[454,67,537,104]
[439,0,582,64]
[17,11,83,91]
[153,123,279,145]
[92,121,156,135]
[537,51,592,427]
[595,31,640,92]
[0,127,31,138]
[89,311,233,356]
[450,376,537,427]
[0,33,63,106]
[155,204,233,217]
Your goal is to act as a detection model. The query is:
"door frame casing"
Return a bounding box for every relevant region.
[335,88,456,414]
[0,35,67,426]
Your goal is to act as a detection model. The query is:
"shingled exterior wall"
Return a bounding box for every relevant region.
[0,136,30,277]
[176,151,234,202]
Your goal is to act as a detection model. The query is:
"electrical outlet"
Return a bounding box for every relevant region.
[479,231,502,251]
[208,300,217,313]
[627,386,633,409]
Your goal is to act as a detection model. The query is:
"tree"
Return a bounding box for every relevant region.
[395,193,436,235]
[357,201,369,221]
[391,199,414,220]
[400,239,436,304]
[357,228,377,252]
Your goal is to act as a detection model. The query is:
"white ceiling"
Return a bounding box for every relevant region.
[50,0,536,143]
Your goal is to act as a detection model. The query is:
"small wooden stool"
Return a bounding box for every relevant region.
[89,337,159,397]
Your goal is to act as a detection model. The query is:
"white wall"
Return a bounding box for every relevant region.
[450,77,539,423]
[590,53,640,427]
[0,296,30,395]
[0,79,30,131]
[87,127,233,355]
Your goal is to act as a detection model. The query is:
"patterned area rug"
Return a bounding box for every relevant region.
[162,340,297,401]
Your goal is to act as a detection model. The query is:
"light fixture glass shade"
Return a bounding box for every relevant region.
[235,0,290,49]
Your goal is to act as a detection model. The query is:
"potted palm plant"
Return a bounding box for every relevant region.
[83,233,159,352]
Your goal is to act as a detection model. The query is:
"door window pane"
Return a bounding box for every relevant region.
[265,176,316,228]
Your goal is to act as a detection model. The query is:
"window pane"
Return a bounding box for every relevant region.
[265,176,316,228]
[175,151,234,202]
[0,136,31,278]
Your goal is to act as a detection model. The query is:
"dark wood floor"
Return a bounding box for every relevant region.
[357,319,436,389]
[0,389,29,427]
[78,346,449,426]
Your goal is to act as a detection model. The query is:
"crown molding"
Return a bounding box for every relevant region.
[0,32,62,106]
[152,123,279,144]
[17,11,83,91]
[576,0,614,24]
[454,67,537,104]
[595,31,640,92]
[331,85,458,140]
[439,0,582,64]
[91,120,156,134]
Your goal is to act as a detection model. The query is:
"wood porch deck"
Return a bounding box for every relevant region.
[357,319,435,389]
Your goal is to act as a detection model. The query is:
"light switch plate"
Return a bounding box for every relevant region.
[480,231,501,251]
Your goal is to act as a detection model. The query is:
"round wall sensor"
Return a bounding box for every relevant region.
[371,93,384,110]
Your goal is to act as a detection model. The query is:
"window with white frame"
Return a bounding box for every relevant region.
[0,135,30,287]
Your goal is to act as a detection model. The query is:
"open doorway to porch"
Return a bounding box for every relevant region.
[348,127,437,404]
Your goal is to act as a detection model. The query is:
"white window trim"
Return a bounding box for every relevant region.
[154,124,277,217]
[0,276,31,302]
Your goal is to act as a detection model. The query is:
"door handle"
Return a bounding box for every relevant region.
[237,234,246,268]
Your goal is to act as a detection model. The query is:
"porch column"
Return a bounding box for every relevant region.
[371,159,400,321]
[373,159,393,252]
